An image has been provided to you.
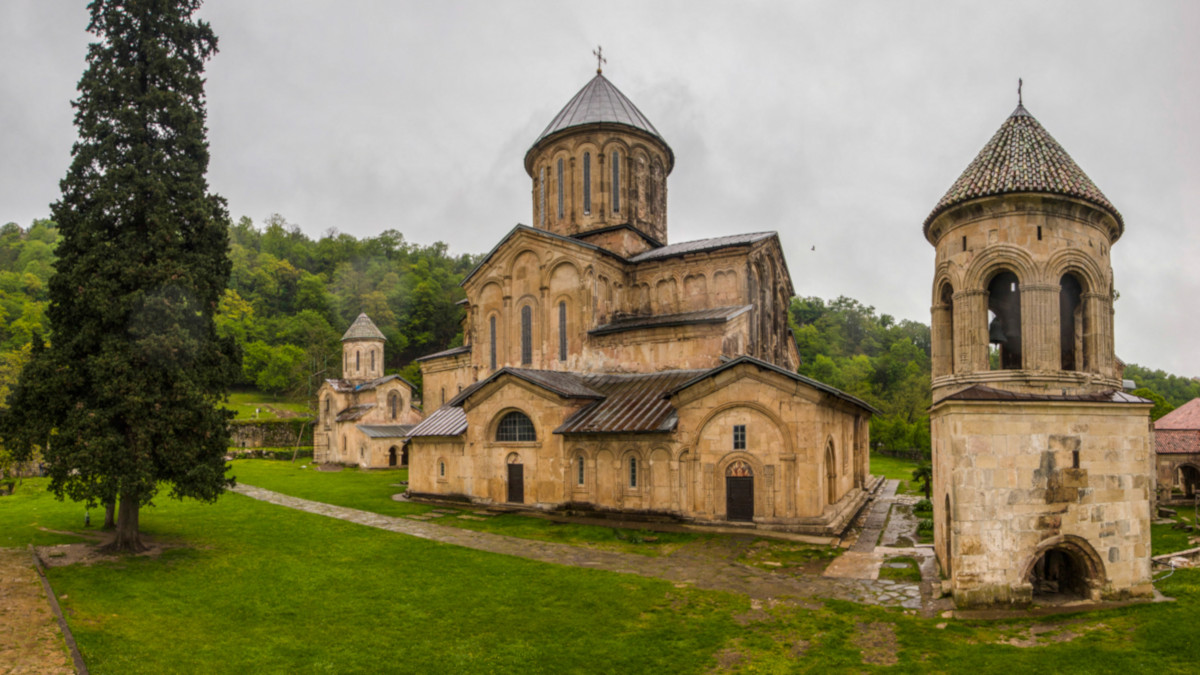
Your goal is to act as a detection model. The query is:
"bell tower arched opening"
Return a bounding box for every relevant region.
[1059,273,1088,371]
[986,271,1022,370]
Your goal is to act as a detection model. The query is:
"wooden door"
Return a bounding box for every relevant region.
[726,476,753,521]
[507,464,524,504]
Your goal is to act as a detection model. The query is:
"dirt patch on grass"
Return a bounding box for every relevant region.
[0,548,73,674]
[999,620,1108,647]
[36,537,181,568]
[853,622,899,666]
[709,644,746,672]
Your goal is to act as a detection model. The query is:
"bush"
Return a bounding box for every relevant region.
[917,518,934,532]
[914,498,933,512]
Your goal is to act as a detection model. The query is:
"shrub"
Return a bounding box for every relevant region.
[914,498,933,512]
[918,518,934,532]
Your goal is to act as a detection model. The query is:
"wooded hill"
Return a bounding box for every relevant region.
[0,215,1194,450]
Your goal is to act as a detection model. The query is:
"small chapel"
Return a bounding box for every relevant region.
[404,66,877,534]
[314,313,425,468]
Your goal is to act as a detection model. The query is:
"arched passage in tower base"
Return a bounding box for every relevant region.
[1020,535,1106,603]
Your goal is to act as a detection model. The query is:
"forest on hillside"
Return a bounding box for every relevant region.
[0,215,1194,450]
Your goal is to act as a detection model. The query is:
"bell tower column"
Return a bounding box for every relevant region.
[1021,283,1060,371]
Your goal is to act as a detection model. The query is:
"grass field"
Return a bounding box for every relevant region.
[222,391,313,420]
[229,460,703,556]
[869,453,928,496]
[3,466,1198,673]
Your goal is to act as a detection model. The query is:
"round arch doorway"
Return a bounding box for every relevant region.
[725,460,754,522]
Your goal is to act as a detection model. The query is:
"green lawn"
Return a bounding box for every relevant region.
[222,391,313,420]
[1152,510,1199,557]
[870,453,928,496]
[3,476,1199,673]
[229,459,702,556]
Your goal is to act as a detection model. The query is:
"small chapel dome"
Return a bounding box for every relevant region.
[342,313,386,342]
[525,73,674,174]
[923,103,1123,241]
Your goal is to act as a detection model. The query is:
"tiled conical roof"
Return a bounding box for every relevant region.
[531,73,668,150]
[924,104,1123,234]
[341,313,386,342]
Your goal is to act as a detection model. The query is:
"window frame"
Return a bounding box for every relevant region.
[611,151,620,213]
[583,152,591,214]
[733,424,746,450]
[558,301,567,361]
[520,305,533,366]
[496,411,537,443]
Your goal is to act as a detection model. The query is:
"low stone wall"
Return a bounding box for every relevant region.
[229,419,314,449]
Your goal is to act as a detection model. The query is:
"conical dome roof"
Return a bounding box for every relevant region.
[924,104,1123,236]
[527,73,672,169]
[341,313,386,342]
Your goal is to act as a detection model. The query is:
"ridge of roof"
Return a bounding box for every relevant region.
[413,345,472,363]
[628,231,776,263]
[571,223,665,249]
[924,103,1123,236]
[342,313,387,342]
[670,355,881,415]
[460,224,628,287]
[589,305,752,337]
[1155,397,1200,430]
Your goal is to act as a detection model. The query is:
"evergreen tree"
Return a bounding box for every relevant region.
[2,0,237,551]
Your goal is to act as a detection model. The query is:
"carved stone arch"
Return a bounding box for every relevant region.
[963,244,1038,290]
[1018,533,1108,596]
[620,448,646,490]
[544,258,582,291]
[692,400,796,457]
[824,435,838,505]
[931,259,961,303]
[1045,249,1106,294]
[715,450,766,520]
[487,406,538,442]
[714,450,766,480]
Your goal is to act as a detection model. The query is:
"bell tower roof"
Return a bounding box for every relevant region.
[526,73,673,173]
[924,103,1123,237]
[342,313,386,342]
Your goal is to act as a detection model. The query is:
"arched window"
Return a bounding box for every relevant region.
[583,152,591,214]
[629,456,638,488]
[323,396,332,429]
[355,350,360,371]
[1060,274,1086,371]
[370,349,375,372]
[496,411,536,442]
[558,301,567,361]
[611,151,620,213]
[439,460,446,477]
[388,392,398,419]
[825,440,836,505]
[539,167,546,228]
[577,454,585,485]
[489,315,497,370]
[987,271,1022,370]
[520,305,532,366]
[557,158,564,220]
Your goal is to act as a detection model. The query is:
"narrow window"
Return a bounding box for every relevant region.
[1072,450,1080,469]
[439,461,445,477]
[558,301,567,361]
[440,388,445,405]
[1037,226,1043,241]
[611,151,620,213]
[370,350,375,372]
[557,158,564,220]
[733,425,746,450]
[389,392,397,419]
[629,457,638,488]
[577,455,585,486]
[539,167,546,228]
[521,305,532,365]
[489,315,497,370]
[355,350,360,371]
[583,152,591,214]
[962,235,967,251]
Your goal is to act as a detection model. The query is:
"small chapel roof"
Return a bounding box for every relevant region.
[923,103,1123,236]
[342,313,386,342]
[1156,397,1200,430]
[530,73,668,151]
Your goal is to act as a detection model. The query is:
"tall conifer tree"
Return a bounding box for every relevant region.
[4,0,237,551]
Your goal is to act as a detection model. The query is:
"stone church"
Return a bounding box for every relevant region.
[314,314,425,468]
[405,69,876,534]
[925,98,1154,606]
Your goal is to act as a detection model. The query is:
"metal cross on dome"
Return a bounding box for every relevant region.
[593,45,606,74]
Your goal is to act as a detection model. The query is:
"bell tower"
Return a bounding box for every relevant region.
[925,95,1154,607]
[524,59,674,257]
[341,313,386,381]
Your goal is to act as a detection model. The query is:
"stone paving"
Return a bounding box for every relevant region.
[232,483,937,611]
[0,548,73,675]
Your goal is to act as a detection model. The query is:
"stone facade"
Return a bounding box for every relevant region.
[408,70,873,534]
[926,103,1154,606]
[314,314,424,468]
[1153,398,1200,501]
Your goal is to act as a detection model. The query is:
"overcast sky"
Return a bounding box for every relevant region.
[2,1,1197,378]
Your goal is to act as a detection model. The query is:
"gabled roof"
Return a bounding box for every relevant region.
[1155,429,1200,455]
[572,223,664,249]
[1156,398,1200,431]
[529,73,669,157]
[406,405,467,438]
[326,374,416,394]
[628,231,776,263]
[414,345,471,363]
[460,224,626,287]
[556,370,705,434]
[463,367,605,403]
[671,355,880,415]
[589,305,752,337]
[342,313,386,342]
[357,424,415,439]
[924,104,1123,236]
[336,404,375,423]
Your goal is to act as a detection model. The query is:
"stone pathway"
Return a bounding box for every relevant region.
[231,483,931,610]
[851,479,898,552]
[0,548,73,674]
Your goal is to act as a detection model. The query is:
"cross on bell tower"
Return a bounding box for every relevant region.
[593,45,606,74]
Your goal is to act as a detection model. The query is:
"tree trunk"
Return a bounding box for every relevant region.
[100,494,146,553]
[103,501,116,530]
